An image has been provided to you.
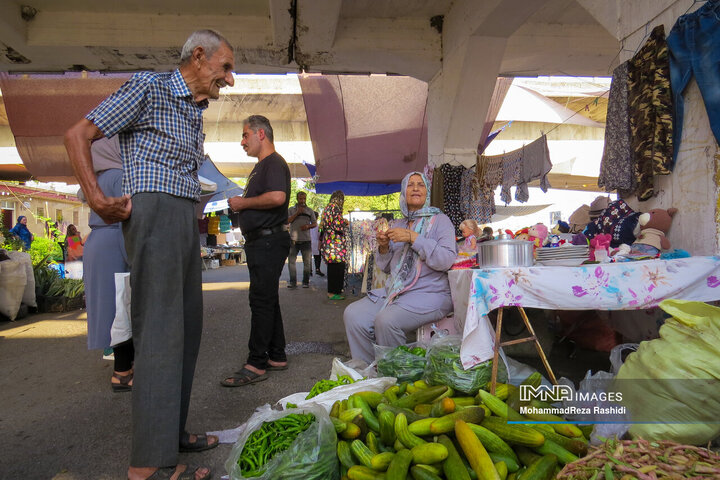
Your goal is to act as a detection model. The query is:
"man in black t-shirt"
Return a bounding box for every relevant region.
[222,115,291,387]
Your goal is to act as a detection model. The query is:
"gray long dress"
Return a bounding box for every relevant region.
[83,168,129,350]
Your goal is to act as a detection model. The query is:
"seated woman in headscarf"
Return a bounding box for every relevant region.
[9,215,34,250]
[343,171,457,364]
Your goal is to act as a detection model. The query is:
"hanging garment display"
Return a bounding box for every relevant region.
[218,214,232,233]
[599,61,635,193]
[516,134,552,202]
[499,150,524,204]
[460,167,482,220]
[628,24,674,201]
[668,0,720,166]
[477,154,503,223]
[430,165,445,210]
[207,216,220,235]
[439,163,465,232]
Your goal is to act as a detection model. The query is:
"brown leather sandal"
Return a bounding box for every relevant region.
[112,371,133,393]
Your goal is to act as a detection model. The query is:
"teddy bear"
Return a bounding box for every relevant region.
[630,207,678,255]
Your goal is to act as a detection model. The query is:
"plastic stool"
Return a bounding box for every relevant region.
[416,314,458,344]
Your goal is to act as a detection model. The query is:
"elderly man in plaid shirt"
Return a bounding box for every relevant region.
[65,30,234,480]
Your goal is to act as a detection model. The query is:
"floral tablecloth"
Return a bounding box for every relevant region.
[458,256,720,368]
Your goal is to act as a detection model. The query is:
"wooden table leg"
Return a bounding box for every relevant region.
[490,307,503,395]
[517,306,558,385]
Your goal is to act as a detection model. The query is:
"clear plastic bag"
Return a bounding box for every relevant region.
[375,343,427,383]
[558,342,638,445]
[424,335,507,395]
[618,300,720,445]
[225,403,339,480]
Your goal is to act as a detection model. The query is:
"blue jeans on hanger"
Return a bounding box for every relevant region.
[667,0,720,166]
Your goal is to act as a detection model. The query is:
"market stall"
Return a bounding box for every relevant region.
[201,245,245,269]
[448,256,720,370]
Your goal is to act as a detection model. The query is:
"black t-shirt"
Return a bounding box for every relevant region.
[237,151,291,233]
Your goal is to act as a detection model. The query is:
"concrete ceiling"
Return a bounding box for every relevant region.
[0,0,625,192]
[0,0,618,79]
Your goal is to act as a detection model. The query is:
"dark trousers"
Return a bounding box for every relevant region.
[314,254,322,273]
[113,338,135,372]
[244,230,291,369]
[123,193,203,467]
[327,261,345,294]
[287,240,312,285]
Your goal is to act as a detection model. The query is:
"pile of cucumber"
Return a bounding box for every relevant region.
[329,372,592,480]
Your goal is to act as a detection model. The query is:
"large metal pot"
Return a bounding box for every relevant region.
[477,237,534,267]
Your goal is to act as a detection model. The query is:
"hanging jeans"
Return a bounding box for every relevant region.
[667,0,720,165]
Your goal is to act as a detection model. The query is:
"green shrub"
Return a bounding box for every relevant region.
[0,224,24,251]
[30,237,63,265]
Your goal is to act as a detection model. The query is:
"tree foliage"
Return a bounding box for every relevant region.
[230,177,401,216]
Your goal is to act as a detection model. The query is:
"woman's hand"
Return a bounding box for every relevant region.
[376,230,390,254]
[387,227,418,245]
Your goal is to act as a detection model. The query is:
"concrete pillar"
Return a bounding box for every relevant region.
[428,35,506,168]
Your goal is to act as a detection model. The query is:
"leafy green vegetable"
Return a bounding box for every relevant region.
[377,345,427,383]
[424,336,507,395]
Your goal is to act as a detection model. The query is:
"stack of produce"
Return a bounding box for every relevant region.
[329,372,592,480]
[377,345,427,383]
[325,372,720,479]
[557,438,720,479]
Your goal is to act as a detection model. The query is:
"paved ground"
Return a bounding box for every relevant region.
[0,262,355,480]
[0,261,608,479]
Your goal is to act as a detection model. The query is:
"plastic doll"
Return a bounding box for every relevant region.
[459,219,480,252]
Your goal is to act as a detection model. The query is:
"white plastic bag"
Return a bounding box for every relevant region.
[0,259,26,320]
[110,272,131,346]
[276,376,397,412]
[7,251,36,308]
[329,356,376,381]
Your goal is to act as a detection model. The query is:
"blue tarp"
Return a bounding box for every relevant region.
[303,162,400,196]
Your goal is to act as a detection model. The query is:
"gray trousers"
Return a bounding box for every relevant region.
[123,193,203,467]
[287,240,312,285]
[343,296,447,364]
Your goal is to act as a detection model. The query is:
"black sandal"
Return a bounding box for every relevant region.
[220,367,268,387]
[179,432,219,453]
[112,371,133,393]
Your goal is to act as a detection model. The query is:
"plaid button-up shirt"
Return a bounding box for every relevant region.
[86,69,208,201]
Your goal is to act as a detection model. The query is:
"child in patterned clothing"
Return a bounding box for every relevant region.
[459,219,480,252]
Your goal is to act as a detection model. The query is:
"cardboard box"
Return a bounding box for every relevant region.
[221,259,237,266]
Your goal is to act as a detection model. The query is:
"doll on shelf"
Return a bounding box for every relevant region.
[459,219,480,252]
